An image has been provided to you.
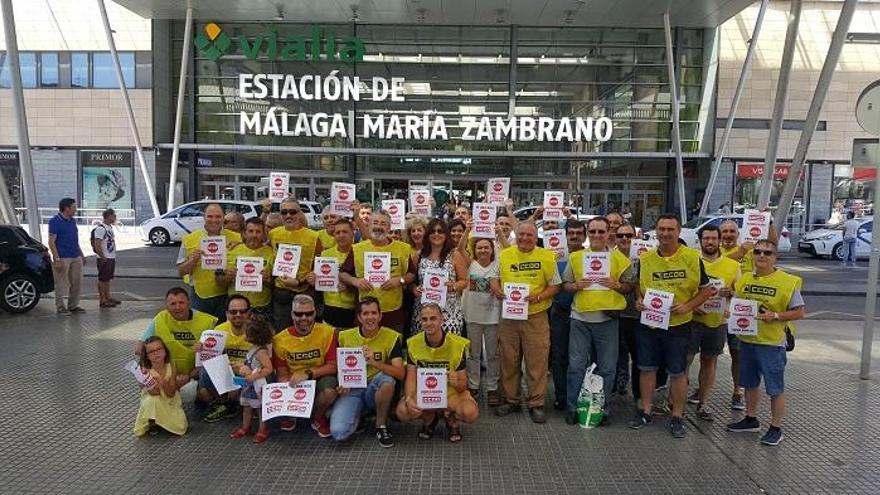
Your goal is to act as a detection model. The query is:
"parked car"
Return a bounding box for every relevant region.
[139,200,259,246]
[0,225,54,313]
[258,200,323,229]
[643,214,792,253]
[798,216,873,260]
[513,206,594,223]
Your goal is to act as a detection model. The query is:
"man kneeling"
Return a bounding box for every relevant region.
[330,297,405,447]
[396,303,479,442]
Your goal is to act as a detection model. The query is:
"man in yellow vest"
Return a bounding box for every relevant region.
[629,214,713,438]
[561,217,633,425]
[138,286,219,393]
[396,303,478,443]
[719,217,779,411]
[177,203,242,321]
[272,294,338,437]
[317,205,339,250]
[490,222,561,423]
[321,219,358,328]
[727,239,804,446]
[199,295,253,423]
[269,198,322,330]
[686,225,741,422]
[330,297,405,447]
[219,217,275,321]
[339,210,414,333]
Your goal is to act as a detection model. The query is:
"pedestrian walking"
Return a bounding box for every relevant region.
[48,197,86,315]
[842,211,859,267]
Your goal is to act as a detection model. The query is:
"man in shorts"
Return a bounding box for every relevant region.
[93,208,120,308]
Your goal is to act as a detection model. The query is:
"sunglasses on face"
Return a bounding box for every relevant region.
[280,209,299,216]
[617,233,634,239]
[588,230,607,234]
[753,249,776,256]
[227,309,249,315]
[430,229,445,234]
[293,310,315,317]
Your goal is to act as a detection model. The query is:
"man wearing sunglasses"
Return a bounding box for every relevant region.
[269,198,323,330]
[273,294,339,437]
[727,240,804,446]
[630,214,713,438]
[562,217,633,425]
[549,219,586,411]
[198,295,253,423]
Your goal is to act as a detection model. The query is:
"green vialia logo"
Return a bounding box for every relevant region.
[193,23,365,63]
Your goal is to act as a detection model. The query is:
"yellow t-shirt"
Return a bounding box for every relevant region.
[321,246,357,310]
[215,321,251,371]
[406,331,470,396]
[226,243,275,308]
[350,239,412,312]
[693,255,740,328]
[268,226,320,291]
[338,326,403,381]
[638,245,705,327]
[734,269,802,346]
[498,245,559,314]
[272,322,337,374]
[181,229,242,299]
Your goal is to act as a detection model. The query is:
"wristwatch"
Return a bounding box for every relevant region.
[305,369,314,380]
[399,276,406,286]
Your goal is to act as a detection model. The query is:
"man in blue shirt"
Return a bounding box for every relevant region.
[549,219,586,410]
[48,198,85,315]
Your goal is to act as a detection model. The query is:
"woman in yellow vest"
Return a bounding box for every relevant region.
[726,239,804,447]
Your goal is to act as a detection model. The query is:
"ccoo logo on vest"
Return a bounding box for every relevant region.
[194,22,365,63]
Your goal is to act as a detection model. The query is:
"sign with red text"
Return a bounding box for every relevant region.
[314,256,339,292]
[235,256,264,292]
[543,191,564,221]
[417,368,448,409]
[331,182,356,217]
[269,172,289,201]
[272,243,302,277]
[195,330,227,367]
[502,283,530,320]
[200,236,227,270]
[640,288,674,330]
[543,229,568,260]
[124,360,158,389]
[421,267,448,307]
[727,298,759,336]
[741,209,770,244]
[699,278,727,314]
[409,189,431,217]
[486,177,510,205]
[337,348,367,388]
[381,199,406,230]
[472,202,496,239]
[582,251,610,291]
[629,239,657,261]
[365,251,391,288]
[261,381,316,420]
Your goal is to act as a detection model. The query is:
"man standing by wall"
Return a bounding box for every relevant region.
[48,198,86,315]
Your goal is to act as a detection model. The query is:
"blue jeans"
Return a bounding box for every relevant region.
[329,372,396,441]
[566,318,619,412]
[843,238,857,265]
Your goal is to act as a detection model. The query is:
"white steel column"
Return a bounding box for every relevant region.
[167,4,192,212]
[0,167,15,223]
[774,0,859,227]
[700,0,770,218]
[757,0,802,210]
[1,0,40,239]
[96,0,161,218]
[664,12,687,224]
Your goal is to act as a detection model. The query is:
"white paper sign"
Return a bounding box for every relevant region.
[582,251,611,290]
[486,177,510,205]
[727,298,759,336]
[543,191,564,221]
[124,360,158,389]
[472,202,497,239]
[195,330,227,367]
[502,283,530,320]
[202,354,242,395]
[261,381,316,420]
[629,239,657,261]
[235,256,264,292]
[640,288,674,330]
[272,244,302,277]
[269,172,289,201]
[200,236,227,270]
[365,252,391,288]
[337,348,368,388]
[543,229,568,261]
[417,368,448,409]
[741,209,770,244]
[331,182,356,218]
[699,278,727,314]
[409,189,431,217]
[314,256,339,292]
[421,267,449,307]
[382,199,406,230]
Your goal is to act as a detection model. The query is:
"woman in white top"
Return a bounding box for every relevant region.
[462,236,502,406]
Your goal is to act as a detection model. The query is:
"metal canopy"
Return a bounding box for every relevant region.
[111,0,755,27]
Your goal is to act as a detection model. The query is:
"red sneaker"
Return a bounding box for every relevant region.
[280,419,296,432]
[311,416,331,438]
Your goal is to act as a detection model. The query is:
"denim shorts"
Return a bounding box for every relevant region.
[636,322,692,377]
[688,321,726,357]
[739,342,786,396]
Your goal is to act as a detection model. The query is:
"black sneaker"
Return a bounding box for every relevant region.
[727,417,761,433]
[628,410,652,429]
[760,427,784,446]
[565,411,578,425]
[669,416,686,438]
[376,426,394,448]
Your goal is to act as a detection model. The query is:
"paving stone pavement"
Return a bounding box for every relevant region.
[1,300,879,494]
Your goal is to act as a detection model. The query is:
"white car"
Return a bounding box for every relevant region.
[140,200,259,246]
[643,214,792,253]
[798,217,873,260]
[261,200,323,229]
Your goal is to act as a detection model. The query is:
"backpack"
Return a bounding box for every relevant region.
[90,224,105,254]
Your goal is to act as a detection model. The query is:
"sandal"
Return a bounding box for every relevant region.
[229,427,250,439]
[417,414,440,440]
[252,430,270,444]
[445,414,462,443]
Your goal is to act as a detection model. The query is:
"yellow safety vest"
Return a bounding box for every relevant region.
[269,226,319,291]
[321,245,357,310]
[272,322,336,373]
[721,245,754,274]
[498,245,559,314]
[152,309,218,375]
[638,245,704,327]
[181,229,242,298]
[570,248,631,313]
[351,239,411,312]
[734,269,802,346]
[226,243,275,308]
[693,255,740,328]
[338,326,402,381]
[318,229,336,250]
[214,321,251,371]
[406,331,470,396]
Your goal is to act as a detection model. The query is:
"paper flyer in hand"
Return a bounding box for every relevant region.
[269,172,289,201]
[202,354,241,395]
[741,209,770,244]
[502,283,530,320]
[235,257,264,292]
[337,348,368,389]
[699,278,727,314]
[472,203,497,239]
[195,330,227,367]
[486,178,510,205]
[272,244,302,277]
[331,182,356,217]
[199,236,227,270]
[417,368,448,409]
[365,252,391,288]
[409,189,431,216]
[314,256,339,292]
[543,229,568,261]
[382,199,406,230]
[124,360,158,389]
[727,298,759,336]
[261,381,316,420]
[582,251,611,291]
[420,267,448,307]
[640,288,674,330]
[543,191,564,221]
[629,239,657,261]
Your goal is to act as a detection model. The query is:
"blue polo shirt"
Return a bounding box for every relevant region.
[48,213,81,258]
